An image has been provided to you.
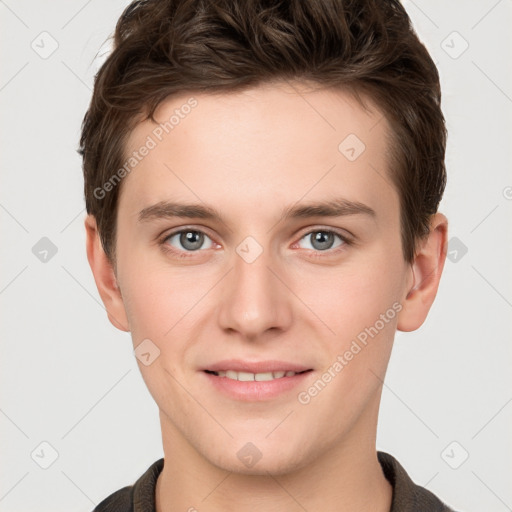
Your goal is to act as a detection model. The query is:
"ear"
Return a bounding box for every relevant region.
[397,213,448,332]
[84,214,130,332]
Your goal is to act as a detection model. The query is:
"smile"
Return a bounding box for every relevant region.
[205,369,309,381]
[202,366,314,401]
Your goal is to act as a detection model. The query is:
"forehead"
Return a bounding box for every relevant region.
[120,81,397,219]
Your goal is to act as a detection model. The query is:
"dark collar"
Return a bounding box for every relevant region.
[377,451,456,511]
[95,451,456,512]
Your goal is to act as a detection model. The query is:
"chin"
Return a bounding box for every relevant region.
[202,436,312,477]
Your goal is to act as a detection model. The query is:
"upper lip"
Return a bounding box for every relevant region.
[204,359,312,373]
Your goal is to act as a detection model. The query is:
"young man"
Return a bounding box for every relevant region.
[80,0,457,510]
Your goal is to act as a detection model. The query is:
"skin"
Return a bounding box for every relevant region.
[85,80,448,512]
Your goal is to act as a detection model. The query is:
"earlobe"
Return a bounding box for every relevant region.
[397,213,448,332]
[84,214,130,332]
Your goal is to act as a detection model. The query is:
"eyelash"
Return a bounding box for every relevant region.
[158,227,353,259]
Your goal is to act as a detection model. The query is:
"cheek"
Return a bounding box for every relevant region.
[294,267,401,432]
[304,253,404,339]
[120,274,171,340]
[119,254,209,340]
[295,246,404,392]
[118,266,201,408]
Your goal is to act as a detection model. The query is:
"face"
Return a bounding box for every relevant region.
[109,81,414,474]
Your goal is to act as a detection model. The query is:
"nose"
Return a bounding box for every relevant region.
[217,243,293,341]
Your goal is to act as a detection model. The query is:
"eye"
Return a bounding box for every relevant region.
[160,227,351,258]
[163,229,215,252]
[296,229,348,252]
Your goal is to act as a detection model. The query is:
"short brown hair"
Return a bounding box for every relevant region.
[79,0,447,265]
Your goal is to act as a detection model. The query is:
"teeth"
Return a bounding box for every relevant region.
[212,370,299,381]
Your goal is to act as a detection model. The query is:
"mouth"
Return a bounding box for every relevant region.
[201,361,314,401]
[204,369,312,381]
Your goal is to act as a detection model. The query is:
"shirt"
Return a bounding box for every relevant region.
[92,451,458,512]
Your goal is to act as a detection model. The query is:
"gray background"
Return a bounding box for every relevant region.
[1,1,511,511]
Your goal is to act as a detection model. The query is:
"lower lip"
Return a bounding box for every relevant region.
[202,371,313,401]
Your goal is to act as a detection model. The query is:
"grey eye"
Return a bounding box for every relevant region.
[166,230,214,251]
[298,231,344,251]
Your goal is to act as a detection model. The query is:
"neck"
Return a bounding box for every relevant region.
[155,405,392,512]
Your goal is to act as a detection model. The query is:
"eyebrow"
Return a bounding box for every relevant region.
[138,198,376,224]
